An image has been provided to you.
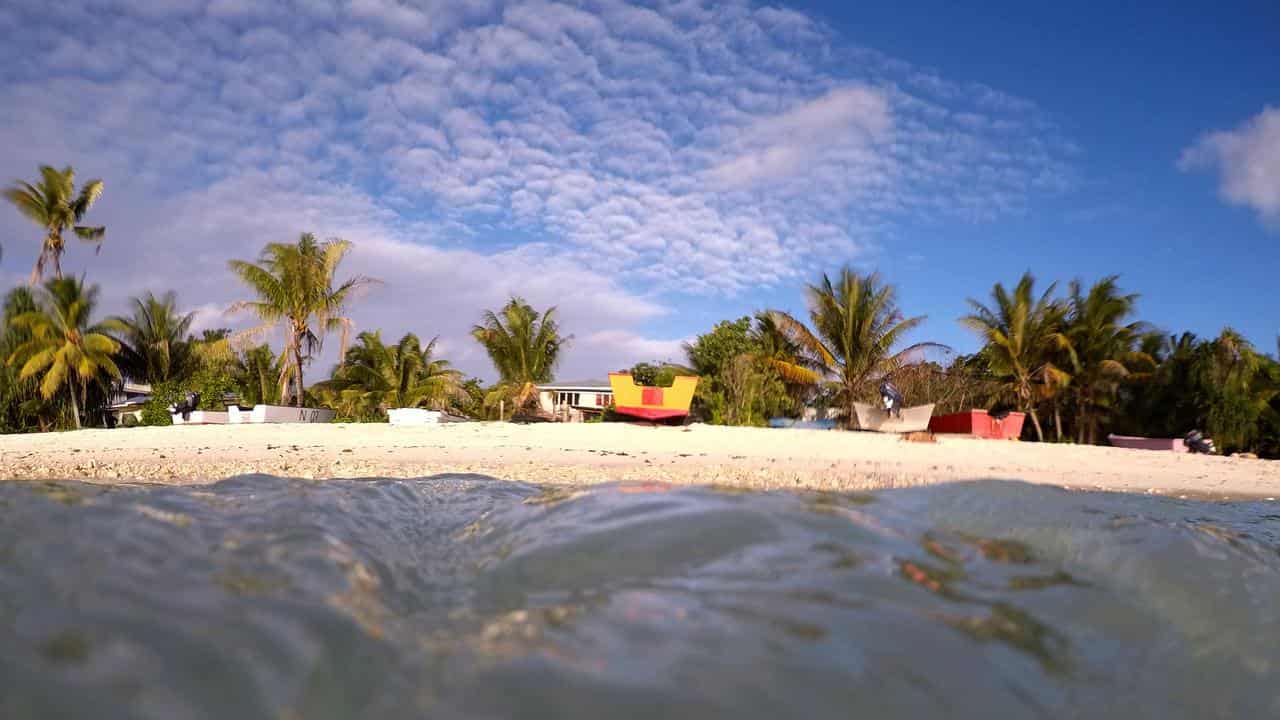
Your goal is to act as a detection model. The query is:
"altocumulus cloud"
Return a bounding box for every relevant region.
[0,0,1071,379]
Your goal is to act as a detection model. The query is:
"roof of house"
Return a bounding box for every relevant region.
[539,379,612,390]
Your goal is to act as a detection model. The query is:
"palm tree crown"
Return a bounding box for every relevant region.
[228,233,376,407]
[471,297,567,412]
[1064,276,1151,444]
[6,277,120,429]
[961,272,1069,441]
[770,267,937,424]
[106,291,196,385]
[3,165,105,284]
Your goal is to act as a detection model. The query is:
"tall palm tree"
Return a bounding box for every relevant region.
[318,331,463,419]
[769,267,938,425]
[228,233,376,407]
[6,277,120,429]
[3,166,105,284]
[1063,276,1151,444]
[105,291,196,385]
[961,272,1070,441]
[471,297,567,414]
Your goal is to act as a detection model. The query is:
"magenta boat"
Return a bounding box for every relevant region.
[1107,434,1188,453]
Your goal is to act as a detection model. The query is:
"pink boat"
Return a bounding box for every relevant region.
[929,410,1026,440]
[1107,434,1188,453]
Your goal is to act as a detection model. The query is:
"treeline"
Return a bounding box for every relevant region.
[4,164,1277,454]
[677,268,1280,457]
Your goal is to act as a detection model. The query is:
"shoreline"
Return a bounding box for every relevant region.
[2,422,1278,501]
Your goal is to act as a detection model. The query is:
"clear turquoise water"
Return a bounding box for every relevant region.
[1,475,1277,719]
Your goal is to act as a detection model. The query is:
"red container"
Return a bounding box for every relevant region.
[929,410,1025,440]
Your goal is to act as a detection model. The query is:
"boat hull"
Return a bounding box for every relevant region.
[851,403,935,433]
[1107,434,1188,453]
[608,373,698,422]
[929,410,1025,440]
[227,405,335,424]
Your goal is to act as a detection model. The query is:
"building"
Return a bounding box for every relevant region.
[537,380,614,420]
[107,381,153,426]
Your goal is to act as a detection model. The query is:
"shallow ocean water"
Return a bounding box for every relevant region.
[0,475,1277,719]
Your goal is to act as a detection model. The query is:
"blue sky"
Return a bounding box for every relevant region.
[0,0,1277,379]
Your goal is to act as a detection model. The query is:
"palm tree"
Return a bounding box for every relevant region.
[318,331,463,419]
[105,291,196,384]
[228,233,376,407]
[233,344,284,407]
[3,166,105,284]
[471,297,567,414]
[6,277,120,429]
[769,267,938,426]
[961,272,1070,441]
[1063,276,1151,444]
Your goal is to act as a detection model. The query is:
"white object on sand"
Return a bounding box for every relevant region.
[387,408,467,426]
[170,410,230,425]
[226,405,335,424]
[851,403,935,433]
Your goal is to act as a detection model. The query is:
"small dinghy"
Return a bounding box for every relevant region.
[851,402,935,433]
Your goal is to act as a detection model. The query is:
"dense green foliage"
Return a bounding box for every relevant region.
[314,331,463,421]
[629,362,676,387]
[471,297,567,415]
[682,316,795,426]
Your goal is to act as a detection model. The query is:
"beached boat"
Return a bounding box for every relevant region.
[387,408,468,426]
[227,405,335,424]
[170,410,230,425]
[929,410,1025,440]
[1107,434,1188,453]
[851,402,935,433]
[608,373,698,422]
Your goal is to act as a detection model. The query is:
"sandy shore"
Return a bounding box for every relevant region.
[1,422,1277,499]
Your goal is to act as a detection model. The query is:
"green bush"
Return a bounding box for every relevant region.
[120,414,139,428]
[630,362,676,387]
[141,381,180,426]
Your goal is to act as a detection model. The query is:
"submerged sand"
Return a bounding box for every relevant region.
[1,422,1277,499]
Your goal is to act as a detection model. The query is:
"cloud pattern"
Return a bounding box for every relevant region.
[0,0,1074,378]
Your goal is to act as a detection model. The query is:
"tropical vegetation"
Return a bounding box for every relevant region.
[4,162,1280,458]
[228,232,376,407]
[470,296,567,417]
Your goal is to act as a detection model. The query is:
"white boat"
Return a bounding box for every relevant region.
[851,403,935,433]
[226,405,335,424]
[170,410,230,425]
[387,408,468,426]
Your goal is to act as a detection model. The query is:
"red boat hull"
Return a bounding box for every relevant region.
[614,406,689,421]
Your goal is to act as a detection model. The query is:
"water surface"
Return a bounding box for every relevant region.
[1,475,1277,718]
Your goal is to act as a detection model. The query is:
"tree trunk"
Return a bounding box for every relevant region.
[1053,402,1063,442]
[1028,406,1045,442]
[69,382,81,430]
[294,341,305,409]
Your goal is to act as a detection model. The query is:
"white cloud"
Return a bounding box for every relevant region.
[706,86,892,189]
[0,0,1075,381]
[1180,106,1280,227]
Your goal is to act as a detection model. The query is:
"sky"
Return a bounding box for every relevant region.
[0,0,1277,381]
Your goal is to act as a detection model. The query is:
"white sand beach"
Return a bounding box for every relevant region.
[1,422,1277,499]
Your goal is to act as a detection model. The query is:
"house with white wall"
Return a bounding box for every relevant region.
[537,380,614,419]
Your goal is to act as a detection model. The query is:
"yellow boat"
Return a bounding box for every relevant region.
[608,373,698,421]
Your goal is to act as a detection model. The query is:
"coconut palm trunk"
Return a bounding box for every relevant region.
[68,381,81,430]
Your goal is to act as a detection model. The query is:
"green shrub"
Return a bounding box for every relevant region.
[141,381,180,426]
[120,414,139,428]
[630,362,676,387]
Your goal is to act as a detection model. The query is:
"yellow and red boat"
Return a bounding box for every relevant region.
[608,373,698,422]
